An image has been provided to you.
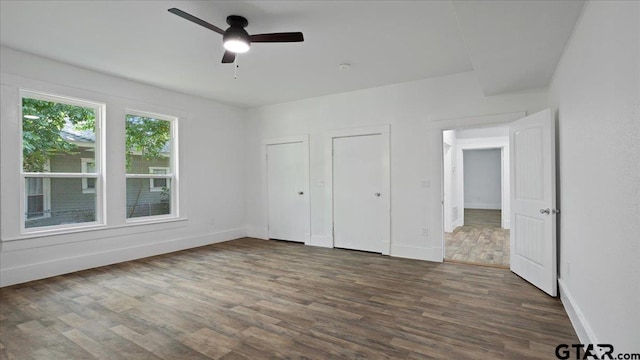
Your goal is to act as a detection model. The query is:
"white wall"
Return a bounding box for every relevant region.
[463,149,501,209]
[442,130,457,232]
[246,71,548,261]
[0,47,247,286]
[548,1,639,352]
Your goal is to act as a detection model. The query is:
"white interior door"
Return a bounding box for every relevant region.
[267,142,308,242]
[333,134,386,253]
[510,109,557,296]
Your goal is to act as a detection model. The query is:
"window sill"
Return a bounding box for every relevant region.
[1,217,188,248]
[125,215,181,226]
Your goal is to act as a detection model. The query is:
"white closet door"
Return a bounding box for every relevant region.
[510,109,557,296]
[333,134,386,253]
[267,142,307,242]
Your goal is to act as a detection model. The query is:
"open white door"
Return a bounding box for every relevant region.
[510,109,557,296]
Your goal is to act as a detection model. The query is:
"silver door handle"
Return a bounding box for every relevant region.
[540,208,550,215]
[298,191,304,195]
[374,193,381,197]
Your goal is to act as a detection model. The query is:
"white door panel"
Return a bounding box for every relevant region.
[333,135,385,253]
[510,109,557,296]
[267,142,308,242]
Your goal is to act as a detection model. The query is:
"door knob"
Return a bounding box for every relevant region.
[539,208,550,215]
[374,193,381,197]
[298,191,304,195]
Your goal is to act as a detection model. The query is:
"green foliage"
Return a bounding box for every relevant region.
[125,115,171,171]
[22,98,95,172]
[22,100,171,174]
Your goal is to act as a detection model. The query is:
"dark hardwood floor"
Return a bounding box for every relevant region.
[0,238,577,359]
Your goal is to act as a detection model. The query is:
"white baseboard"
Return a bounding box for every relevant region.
[465,203,501,210]
[246,225,268,240]
[0,228,245,287]
[559,278,596,345]
[391,244,443,262]
[308,234,333,248]
[502,219,510,229]
[452,219,463,229]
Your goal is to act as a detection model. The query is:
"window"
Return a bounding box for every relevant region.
[125,112,177,220]
[149,167,169,192]
[25,177,50,219]
[81,158,96,194]
[21,91,103,230]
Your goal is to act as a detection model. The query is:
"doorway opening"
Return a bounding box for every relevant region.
[442,126,510,268]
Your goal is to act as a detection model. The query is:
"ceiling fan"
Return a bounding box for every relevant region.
[168,8,304,63]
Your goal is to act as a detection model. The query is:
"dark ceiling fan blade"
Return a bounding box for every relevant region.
[249,32,304,43]
[221,51,236,64]
[168,8,225,35]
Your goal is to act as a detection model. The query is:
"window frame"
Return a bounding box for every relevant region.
[24,159,51,221]
[81,158,97,194]
[148,167,170,192]
[19,90,105,233]
[125,110,178,222]
[24,177,51,221]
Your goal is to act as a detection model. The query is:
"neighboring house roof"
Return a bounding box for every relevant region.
[61,121,95,143]
[61,120,170,153]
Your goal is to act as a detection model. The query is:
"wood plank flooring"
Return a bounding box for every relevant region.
[445,209,510,267]
[0,238,577,359]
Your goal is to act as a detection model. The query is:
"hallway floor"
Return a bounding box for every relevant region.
[445,209,509,267]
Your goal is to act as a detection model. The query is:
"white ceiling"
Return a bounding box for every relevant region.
[0,1,584,108]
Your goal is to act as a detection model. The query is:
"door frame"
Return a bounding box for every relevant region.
[432,111,526,261]
[262,135,311,244]
[456,140,510,230]
[325,125,391,255]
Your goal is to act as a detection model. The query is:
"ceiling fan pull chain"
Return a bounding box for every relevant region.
[234,55,240,79]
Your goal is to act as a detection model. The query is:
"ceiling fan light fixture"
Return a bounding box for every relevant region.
[223,27,251,53]
[224,39,250,53]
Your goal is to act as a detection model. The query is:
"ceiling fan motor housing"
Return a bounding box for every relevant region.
[224,27,251,45]
[226,15,248,28]
[224,15,251,49]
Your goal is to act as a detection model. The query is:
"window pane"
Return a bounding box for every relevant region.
[27,195,44,218]
[24,177,96,228]
[126,178,171,218]
[26,177,43,195]
[22,98,96,172]
[153,178,167,188]
[125,115,171,175]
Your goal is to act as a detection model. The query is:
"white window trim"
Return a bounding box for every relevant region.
[125,110,179,223]
[20,90,105,233]
[81,158,96,194]
[148,167,170,192]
